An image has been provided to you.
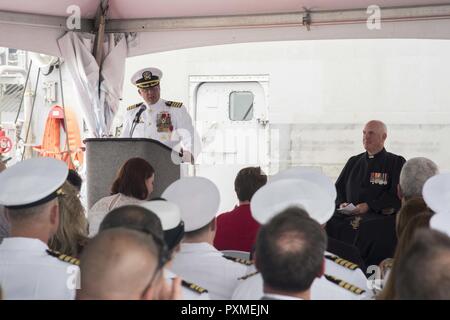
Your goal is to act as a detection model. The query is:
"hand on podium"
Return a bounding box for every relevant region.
[179,149,194,164]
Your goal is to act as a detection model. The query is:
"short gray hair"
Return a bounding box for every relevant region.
[399,157,439,200]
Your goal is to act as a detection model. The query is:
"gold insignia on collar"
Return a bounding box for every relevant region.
[165,100,183,108]
[181,280,208,294]
[238,271,259,280]
[223,255,253,265]
[324,274,365,295]
[46,249,80,266]
[325,254,359,270]
[127,103,143,111]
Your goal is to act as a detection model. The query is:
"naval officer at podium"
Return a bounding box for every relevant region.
[121,67,197,162]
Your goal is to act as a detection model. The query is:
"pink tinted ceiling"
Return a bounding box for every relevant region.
[0,0,448,19]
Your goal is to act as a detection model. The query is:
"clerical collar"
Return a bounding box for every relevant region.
[366,148,386,159]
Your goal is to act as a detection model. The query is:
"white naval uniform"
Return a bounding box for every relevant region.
[164,269,210,300]
[324,251,369,292]
[231,265,370,300]
[0,238,79,300]
[121,99,196,152]
[170,242,249,300]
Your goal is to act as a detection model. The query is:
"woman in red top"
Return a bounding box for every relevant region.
[214,167,267,252]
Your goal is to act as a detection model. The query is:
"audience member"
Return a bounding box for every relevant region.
[395,229,450,300]
[0,158,79,299]
[163,177,250,299]
[233,175,369,300]
[257,207,327,300]
[377,211,432,300]
[142,200,211,299]
[77,227,179,300]
[214,166,267,252]
[88,157,155,235]
[398,157,438,202]
[48,181,89,257]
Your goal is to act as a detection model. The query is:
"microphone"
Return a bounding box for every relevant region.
[130,104,147,137]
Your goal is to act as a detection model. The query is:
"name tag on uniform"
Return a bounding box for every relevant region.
[157,112,173,132]
[370,172,388,185]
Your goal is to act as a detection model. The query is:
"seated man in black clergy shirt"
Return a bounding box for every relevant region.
[326,120,406,270]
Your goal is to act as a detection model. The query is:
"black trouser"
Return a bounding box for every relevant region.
[326,211,397,272]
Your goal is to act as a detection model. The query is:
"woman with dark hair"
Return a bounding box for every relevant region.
[88,157,155,236]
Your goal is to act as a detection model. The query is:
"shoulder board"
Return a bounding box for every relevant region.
[46,249,80,266]
[223,255,253,266]
[238,271,259,281]
[127,102,143,111]
[325,254,359,270]
[324,274,365,295]
[181,280,208,294]
[165,100,183,108]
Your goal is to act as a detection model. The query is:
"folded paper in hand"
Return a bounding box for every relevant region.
[337,203,356,215]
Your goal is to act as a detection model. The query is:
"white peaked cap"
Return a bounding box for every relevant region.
[251,178,335,225]
[140,200,182,231]
[0,157,68,208]
[423,173,450,237]
[162,177,220,232]
[130,67,163,85]
[270,166,337,201]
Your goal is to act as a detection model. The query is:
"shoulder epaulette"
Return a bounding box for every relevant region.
[165,100,183,108]
[181,280,208,294]
[238,271,259,281]
[325,254,359,270]
[324,274,365,295]
[46,249,80,265]
[127,102,143,111]
[223,255,253,266]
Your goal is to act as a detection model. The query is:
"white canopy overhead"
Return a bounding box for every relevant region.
[1,0,450,57]
[1,0,450,136]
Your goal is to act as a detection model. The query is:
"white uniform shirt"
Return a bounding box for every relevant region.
[232,265,370,300]
[0,238,79,300]
[164,269,210,300]
[121,99,196,152]
[324,251,369,292]
[170,242,249,300]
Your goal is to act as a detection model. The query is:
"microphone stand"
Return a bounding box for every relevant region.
[129,105,146,137]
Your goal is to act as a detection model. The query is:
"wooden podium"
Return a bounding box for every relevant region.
[84,138,181,209]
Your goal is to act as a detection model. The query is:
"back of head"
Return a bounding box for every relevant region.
[255,207,326,293]
[67,169,83,192]
[396,228,450,299]
[49,181,88,257]
[78,228,160,300]
[99,205,164,240]
[379,212,433,300]
[0,158,68,238]
[234,167,267,202]
[6,200,55,224]
[396,197,430,237]
[399,157,438,200]
[111,157,155,200]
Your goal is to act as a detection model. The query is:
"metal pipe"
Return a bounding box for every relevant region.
[105,4,450,32]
